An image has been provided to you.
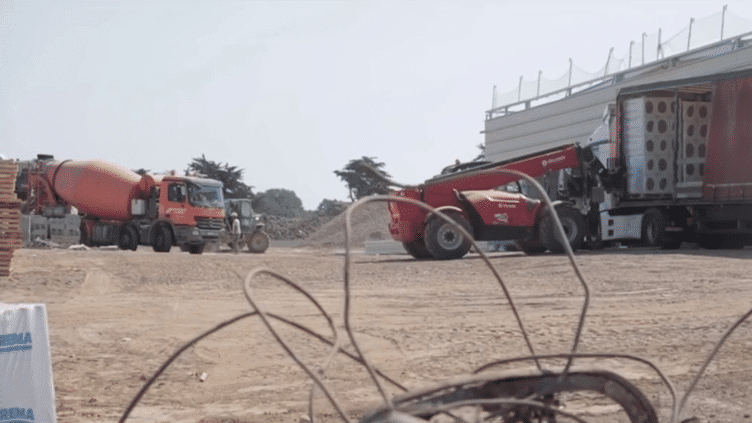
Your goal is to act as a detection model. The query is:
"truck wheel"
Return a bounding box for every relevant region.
[188,244,205,254]
[402,240,432,259]
[248,231,270,253]
[539,206,585,253]
[118,226,139,251]
[424,211,472,260]
[152,226,172,253]
[515,237,547,255]
[641,208,667,247]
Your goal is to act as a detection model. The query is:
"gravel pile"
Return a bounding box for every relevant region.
[297,201,392,249]
[261,200,393,249]
[262,214,335,240]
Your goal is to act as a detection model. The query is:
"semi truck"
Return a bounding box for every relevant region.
[585,68,752,250]
[19,156,225,254]
[388,68,752,259]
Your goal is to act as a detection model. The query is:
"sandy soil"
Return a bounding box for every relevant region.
[3,242,752,423]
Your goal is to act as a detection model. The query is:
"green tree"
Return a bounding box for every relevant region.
[334,156,391,201]
[253,189,304,217]
[316,199,348,217]
[186,154,254,199]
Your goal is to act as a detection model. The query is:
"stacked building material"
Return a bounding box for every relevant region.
[0,160,22,277]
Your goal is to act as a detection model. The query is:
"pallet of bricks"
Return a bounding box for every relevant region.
[0,160,22,277]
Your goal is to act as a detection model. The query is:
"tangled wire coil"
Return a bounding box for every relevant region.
[119,168,752,423]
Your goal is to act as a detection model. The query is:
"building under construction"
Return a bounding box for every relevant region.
[484,8,752,162]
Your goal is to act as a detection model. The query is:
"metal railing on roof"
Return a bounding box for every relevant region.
[486,29,752,121]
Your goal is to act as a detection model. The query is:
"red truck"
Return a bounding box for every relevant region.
[388,145,596,259]
[20,156,225,254]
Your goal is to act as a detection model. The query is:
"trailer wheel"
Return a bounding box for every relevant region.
[402,240,432,259]
[152,226,172,253]
[641,208,667,247]
[424,211,472,260]
[514,237,546,255]
[248,231,270,253]
[539,206,585,253]
[118,225,139,251]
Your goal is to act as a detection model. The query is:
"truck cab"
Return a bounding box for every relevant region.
[150,176,225,253]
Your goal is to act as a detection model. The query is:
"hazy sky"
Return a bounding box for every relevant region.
[2,1,750,209]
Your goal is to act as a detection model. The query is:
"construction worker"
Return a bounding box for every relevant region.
[231,212,241,254]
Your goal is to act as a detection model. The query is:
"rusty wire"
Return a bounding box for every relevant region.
[489,168,590,376]
[242,267,348,423]
[118,309,409,423]
[118,172,599,422]
[389,398,590,423]
[349,166,590,375]
[342,194,537,405]
[674,306,752,422]
[473,352,677,411]
[120,164,752,423]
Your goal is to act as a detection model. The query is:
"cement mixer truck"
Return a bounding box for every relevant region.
[20,155,225,254]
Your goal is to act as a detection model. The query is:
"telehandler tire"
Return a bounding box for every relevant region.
[424,211,473,260]
[514,236,547,255]
[402,240,432,259]
[539,206,585,253]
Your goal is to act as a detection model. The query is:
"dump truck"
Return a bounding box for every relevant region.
[20,156,225,254]
[221,198,269,253]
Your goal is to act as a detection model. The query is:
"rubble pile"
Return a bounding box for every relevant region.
[297,201,392,248]
[261,201,392,247]
[262,213,336,240]
[0,160,22,277]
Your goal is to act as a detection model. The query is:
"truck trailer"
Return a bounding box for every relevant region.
[585,68,752,250]
[20,156,225,254]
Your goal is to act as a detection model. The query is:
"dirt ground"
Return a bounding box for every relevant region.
[3,240,752,423]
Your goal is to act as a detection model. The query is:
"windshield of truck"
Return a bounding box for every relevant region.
[240,200,253,216]
[187,181,224,208]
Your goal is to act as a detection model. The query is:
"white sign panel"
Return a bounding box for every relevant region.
[0,304,56,423]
